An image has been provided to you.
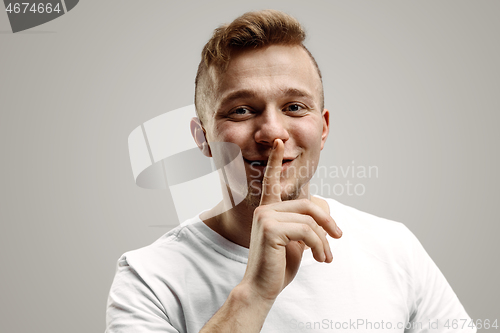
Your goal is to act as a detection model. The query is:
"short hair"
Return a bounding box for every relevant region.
[194,9,324,125]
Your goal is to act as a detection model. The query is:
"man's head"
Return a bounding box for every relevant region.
[191,10,329,206]
[194,9,324,126]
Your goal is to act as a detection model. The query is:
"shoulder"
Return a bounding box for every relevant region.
[116,216,212,281]
[106,217,209,332]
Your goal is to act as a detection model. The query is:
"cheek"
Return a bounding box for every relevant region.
[289,118,323,147]
[214,122,253,146]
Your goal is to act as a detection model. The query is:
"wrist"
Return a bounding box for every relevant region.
[231,282,276,311]
[200,284,276,333]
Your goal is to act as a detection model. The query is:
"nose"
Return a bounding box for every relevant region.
[254,108,290,145]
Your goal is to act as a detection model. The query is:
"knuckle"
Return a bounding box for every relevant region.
[300,223,311,234]
[299,198,310,206]
[260,219,275,234]
[253,206,262,216]
[306,215,316,227]
[253,206,267,219]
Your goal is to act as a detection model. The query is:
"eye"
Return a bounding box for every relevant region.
[233,107,250,115]
[227,106,254,120]
[283,103,306,114]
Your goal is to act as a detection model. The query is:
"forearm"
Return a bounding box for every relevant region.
[200,283,275,333]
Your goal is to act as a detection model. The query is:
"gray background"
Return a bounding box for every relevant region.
[1,0,498,332]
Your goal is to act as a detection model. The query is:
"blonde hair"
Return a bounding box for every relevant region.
[195,9,323,124]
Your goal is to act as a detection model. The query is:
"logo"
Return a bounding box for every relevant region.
[128,105,248,224]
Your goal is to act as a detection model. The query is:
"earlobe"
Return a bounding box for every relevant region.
[320,109,330,150]
[190,117,212,157]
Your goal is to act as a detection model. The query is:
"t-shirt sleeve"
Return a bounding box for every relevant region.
[105,255,179,333]
[402,226,476,333]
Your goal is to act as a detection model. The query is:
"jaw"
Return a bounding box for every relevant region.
[243,178,311,207]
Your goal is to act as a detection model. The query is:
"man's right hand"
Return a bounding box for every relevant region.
[239,138,342,304]
[200,138,342,333]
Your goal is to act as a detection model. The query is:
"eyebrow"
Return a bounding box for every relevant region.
[218,87,314,110]
[218,90,259,108]
[279,88,313,99]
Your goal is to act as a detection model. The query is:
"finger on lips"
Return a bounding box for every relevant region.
[260,139,285,205]
[257,138,339,263]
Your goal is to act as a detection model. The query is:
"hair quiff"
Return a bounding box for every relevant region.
[195,10,323,124]
[202,9,305,69]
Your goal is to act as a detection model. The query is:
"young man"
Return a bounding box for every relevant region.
[106,10,474,332]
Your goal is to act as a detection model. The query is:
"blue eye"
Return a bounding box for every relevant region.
[284,104,304,112]
[234,107,249,115]
[228,107,254,120]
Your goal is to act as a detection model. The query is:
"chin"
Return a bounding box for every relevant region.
[242,178,306,208]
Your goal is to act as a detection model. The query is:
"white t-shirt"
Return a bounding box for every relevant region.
[106,197,475,332]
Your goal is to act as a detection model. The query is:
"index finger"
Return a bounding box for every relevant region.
[260,139,284,205]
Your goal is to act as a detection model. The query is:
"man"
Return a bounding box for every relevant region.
[106,10,474,332]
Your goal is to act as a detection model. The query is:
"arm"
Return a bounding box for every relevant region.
[199,284,274,333]
[200,139,342,332]
[106,256,178,333]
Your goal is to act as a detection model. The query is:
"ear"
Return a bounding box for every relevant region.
[320,109,330,150]
[190,117,212,157]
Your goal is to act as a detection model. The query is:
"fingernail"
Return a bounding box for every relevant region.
[273,140,278,150]
[336,225,342,236]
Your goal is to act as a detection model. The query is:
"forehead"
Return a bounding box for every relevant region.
[214,44,322,107]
